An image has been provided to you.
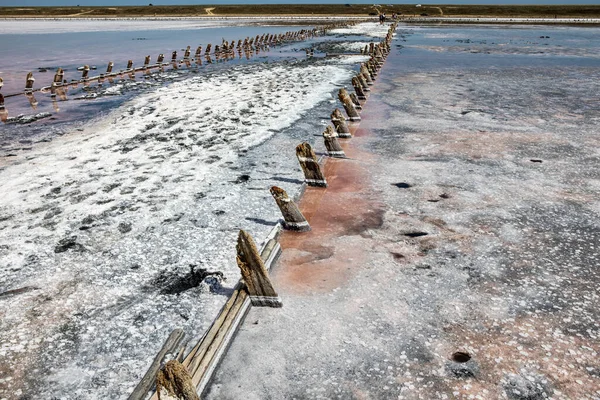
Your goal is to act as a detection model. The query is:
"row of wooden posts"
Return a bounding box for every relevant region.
[0,23,358,121]
[143,21,398,400]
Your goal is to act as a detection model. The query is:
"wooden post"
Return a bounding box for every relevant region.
[338,88,361,121]
[155,360,199,400]
[323,125,346,158]
[352,77,367,100]
[127,60,134,70]
[361,64,374,84]
[270,187,311,232]
[331,108,351,138]
[205,44,212,55]
[184,46,191,60]
[194,46,202,59]
[171,51,178,63]
[357,73,371,91]
[25,72,35,93]
[0,94,7,123]
[296,142,327,187]
[144,56,151,69]
[157,54,165,64]
[106,62,114,74]
[81,65,90,81]
[0,93,4,109]
[350,93,362,110]
[0,77,3,90]
[237,229,283,306]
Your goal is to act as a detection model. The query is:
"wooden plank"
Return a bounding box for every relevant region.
[128,328,185,400]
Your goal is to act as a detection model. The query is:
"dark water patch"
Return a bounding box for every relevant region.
[393,182,412,189]
[404,231,428,238]
[153,264,224,295]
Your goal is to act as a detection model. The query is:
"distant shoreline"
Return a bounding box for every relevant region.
[1,16,600,26]
[1,4,599,20]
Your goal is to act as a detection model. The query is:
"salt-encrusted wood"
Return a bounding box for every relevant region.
[126,60,134,70]
[358,73,371,91]
[143,56,151,69]
[338,88,361,121]
[270,186,311,232]
[323,125,346,158]
[128,329,185,400]
[350,93,363,110]
[331,108,351,138]
[157,54,165,64]
[352,77,367,100]
[194,46,202,59]
[81,65,90,81]
[237,229,283,306]
[361,64,374,84]
[184,46,191,60]
[205,44,212,55]
[296,142,327,187]
[106,62,114,74]
[155,360,199,400]
[25,72,35,93]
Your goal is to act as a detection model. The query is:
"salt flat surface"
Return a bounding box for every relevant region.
[208,24,600,400]
[0,22,385,398]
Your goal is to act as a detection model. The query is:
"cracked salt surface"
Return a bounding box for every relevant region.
[0,33,368,397]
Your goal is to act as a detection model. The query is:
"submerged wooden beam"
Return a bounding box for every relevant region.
[236,229,283,307]
[296,142,327,187]
[270,186,311,232]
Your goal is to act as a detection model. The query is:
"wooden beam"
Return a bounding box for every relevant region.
[128,329,186,400]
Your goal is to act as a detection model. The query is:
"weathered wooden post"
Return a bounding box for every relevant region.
[369,42,375,55]
[296,142,327,187]
[350,92,362,110]
[80,65,90,81]
[0,94,7,123]
[194,46,202,59]
[0,77,3,90]
[357,73,371,91]
[352,76,367,100]
[171,51,178,63]
[126,60,134,70]
[143,56,151,69]
[362,45,369,55]
[323,125,346,158]
[155,360,199,400]
[338,88,361,121]
[205,44,212,55]
[270,186,310,232]
[236,229,283,307]
[331,108,351,138]
[361,64,374,84]
[184,46,191,60]
[106,62,114,75]
[25,72,35,93]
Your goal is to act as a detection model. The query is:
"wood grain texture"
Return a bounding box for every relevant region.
[296,142,327,187]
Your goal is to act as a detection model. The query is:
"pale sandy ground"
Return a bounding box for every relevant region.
[206,29,600,400]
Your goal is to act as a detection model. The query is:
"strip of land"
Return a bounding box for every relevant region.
[1,4,600,19]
